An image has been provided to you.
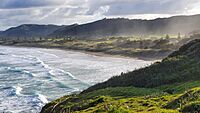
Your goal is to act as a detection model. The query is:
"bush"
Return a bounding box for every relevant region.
[108,105,130,113]
[181,101,200,113]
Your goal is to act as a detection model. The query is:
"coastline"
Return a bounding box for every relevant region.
[0,42,166,61]
[0,43,158,113]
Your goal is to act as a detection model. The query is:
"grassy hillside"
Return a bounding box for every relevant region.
[84,39,200,93]
[40,39,200,113]
[41,85,200,113]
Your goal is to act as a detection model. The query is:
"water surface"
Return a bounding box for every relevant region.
[0,46,155,113]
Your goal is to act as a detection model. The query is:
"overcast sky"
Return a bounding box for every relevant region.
[0,0,200,30]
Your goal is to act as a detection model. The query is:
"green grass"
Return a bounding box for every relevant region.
[41,86,200,113]
[80,87,161,99]
[181,101,200,113]
[157,81,200,94]
[40,81,200,113]
[165,87,200,111]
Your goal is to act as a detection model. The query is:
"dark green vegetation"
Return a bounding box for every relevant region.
[40,39,200,113]
[84,39,200,93]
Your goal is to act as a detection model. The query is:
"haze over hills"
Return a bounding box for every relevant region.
[51,14,200,39]
[0,14,200,40]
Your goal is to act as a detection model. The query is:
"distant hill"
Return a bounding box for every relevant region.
[49,24,78,38]
[1,14,200,40]
[0,24,65,40]
[50,14,200,39]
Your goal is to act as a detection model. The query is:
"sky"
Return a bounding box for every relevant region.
[0,0,200,30]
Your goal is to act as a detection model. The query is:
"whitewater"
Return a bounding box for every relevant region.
[0,46,154,113]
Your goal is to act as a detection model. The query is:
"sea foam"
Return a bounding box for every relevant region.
[37,93,48,104]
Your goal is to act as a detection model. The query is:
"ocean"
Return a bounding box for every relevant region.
[0,46,154,113]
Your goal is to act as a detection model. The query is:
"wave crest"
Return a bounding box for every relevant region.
[5,67,35,77]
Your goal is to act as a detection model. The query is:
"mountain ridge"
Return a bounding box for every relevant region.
[0,24,66,39]
[50,14,200,39]
[0,14,200,40]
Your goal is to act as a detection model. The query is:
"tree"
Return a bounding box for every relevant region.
[178,33,181,39]
[17,37,20,42]
[165,34,170,39]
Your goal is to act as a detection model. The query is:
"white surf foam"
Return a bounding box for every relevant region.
[48,69,76,80]
[36,58,51,69]
[23,70,36,77]
[15,86,23,96]
[37,93,48,104]
[10,86,23,96]
[0,52,6,55]
[36,50,59,58]
[58,69,76,79]
[6,67,22,73]
[6,67,35,77]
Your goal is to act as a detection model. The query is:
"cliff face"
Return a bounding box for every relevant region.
[41,39,200,113]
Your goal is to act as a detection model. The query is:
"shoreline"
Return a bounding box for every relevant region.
[0,43,159,113]
[0,44,137,59]
[0,43,164,61]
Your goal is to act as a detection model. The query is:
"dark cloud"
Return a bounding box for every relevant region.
[0,0,63,9]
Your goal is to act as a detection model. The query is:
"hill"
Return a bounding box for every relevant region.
[50,14,200,39]
[84,39,200,92]
[0,24,66,40]
[41,39,200,113]
[1,14,200,40]
[49,24,78,37]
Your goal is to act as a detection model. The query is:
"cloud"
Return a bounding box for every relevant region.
[0,0,66,9]
[85,0,195,15]
[0,0,199,30]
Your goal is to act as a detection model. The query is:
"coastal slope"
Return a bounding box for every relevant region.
[40,39,200,113]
